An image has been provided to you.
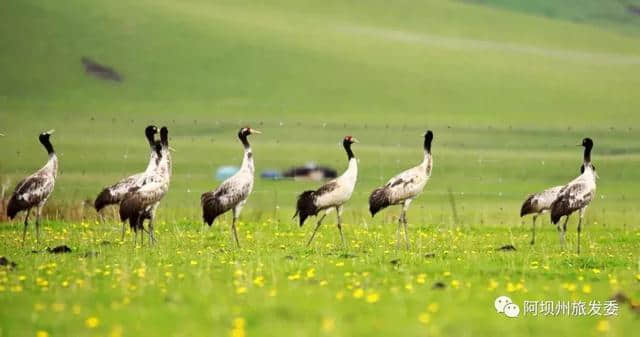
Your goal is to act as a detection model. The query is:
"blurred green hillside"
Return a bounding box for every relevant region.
[1,0,639,225]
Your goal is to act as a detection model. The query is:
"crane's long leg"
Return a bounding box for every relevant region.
[22,209,31,245]
[307,212,327,247]
[577,208,585,254]
[148,204,158,245]
[231,203,244,248]
[35,205,43,244]
[401,199,412,250]
[148,216,154,245]
[135,213,145,247]
[530,214,538,245]
[121,221,126,241]
[336,205,346,248]
[395,219,402,249]
[559,215,570,247]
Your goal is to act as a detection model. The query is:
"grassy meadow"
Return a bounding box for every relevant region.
[1,0,640,336]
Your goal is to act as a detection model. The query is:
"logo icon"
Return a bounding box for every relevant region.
[495,296,520,318]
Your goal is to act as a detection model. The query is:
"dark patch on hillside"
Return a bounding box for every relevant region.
[82,57,123,82]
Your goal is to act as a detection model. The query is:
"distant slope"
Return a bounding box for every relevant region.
[465,0,640,35]
[1,0,640,129]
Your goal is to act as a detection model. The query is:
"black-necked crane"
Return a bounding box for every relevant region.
[94,125,159,239]
[201,127,260,248]
[550,137,597,254]
[369,131,433,249]
[520,186,563,245]
[7,130,58,243]
[119,127,171,244]
[295,136,359,248]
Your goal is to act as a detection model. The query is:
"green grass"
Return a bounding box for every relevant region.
[1,221,639,337]
[1,0,640,336]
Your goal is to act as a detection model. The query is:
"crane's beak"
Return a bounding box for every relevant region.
[46,129,55,135]
[250,128,262,134]
[169,146,177,152]
[351,138,360,143]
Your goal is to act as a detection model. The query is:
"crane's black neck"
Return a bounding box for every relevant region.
[583,143,592,163]
[153,142,162,164]
[343,139,354,160]
[424,131,433,154]
[145,126,157,147]
[238,131,250,150]
[160,127,169,148]
[39,134,54,155]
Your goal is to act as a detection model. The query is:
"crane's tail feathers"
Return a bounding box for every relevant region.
[295,190,317,227]
[520,195,536,217]
[94,188,117,212]
[6,194,28,220]
[201,192,223,226]
[550,197,570,224]
[369,187,390,217]
[119,195,143,223]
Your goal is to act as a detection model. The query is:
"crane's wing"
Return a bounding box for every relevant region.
[119,180,167,221]
[383,167,427,203]
[550,181,595,223]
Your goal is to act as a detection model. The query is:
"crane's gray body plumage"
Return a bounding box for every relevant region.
[119,127,171,244]
[94,149,161,212]
[520,185,563,245]
[7,131,57,243]
[201,127,259,248]
[295,136,358,247]
[549,138,597,253]
[368,131,433,249]
[521,186,564,217]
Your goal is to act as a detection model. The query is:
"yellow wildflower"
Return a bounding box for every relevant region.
[85,316,100,328]
[322,318,335,332]
[596,319,609,333]
[366,292,380,303]
[418,312,431,325]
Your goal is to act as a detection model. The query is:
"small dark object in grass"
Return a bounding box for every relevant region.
[0,256,17,268]
[390,259,401,266]
[432,281,446,289]
[100,240,112,246]
[31,250,41,254]
[497,244,516,251]
[47,245,72,254]
[611,292,640,314]
[424,253,436,258]
[284,255,294,260]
